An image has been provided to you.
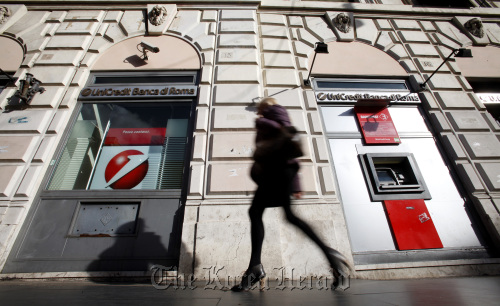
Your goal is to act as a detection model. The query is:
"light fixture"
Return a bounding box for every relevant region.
[304,42,329,86]
[420,48,472,89]
[15,73,45,104]
[4,73,45,110]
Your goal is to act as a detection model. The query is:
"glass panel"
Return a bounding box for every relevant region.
[48,103,191,190]
[316,81,407,91]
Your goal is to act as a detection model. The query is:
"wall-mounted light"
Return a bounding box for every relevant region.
[304,42,329,86]
[420,48,472,89]
[138,41,160,60]
[15,73,45,105]
[2,71,45,110]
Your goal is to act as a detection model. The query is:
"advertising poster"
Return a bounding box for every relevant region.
[354,106,400,144]
[89,127,165,190]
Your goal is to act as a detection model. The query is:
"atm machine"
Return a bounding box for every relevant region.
[317,80,487,265]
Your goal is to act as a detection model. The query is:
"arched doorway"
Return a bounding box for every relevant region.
[3,35,201,273]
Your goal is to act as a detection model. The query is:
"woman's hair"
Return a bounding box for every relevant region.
[257,97,278,114]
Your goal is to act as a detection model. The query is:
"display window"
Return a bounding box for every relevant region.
[47,102,191,190]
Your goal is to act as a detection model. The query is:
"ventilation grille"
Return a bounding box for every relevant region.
[157,137,187,189]
[48,138,90,190]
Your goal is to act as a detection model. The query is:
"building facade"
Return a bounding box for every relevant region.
[0,0,500,281]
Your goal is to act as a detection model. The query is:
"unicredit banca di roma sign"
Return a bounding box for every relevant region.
[476,93,500,104]
[316,91,420,103]
[79,85,198,100]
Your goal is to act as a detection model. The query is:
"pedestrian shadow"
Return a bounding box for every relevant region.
[86,207,192,284]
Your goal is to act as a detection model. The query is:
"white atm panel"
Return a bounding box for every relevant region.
[327,109,484,254]
[321,107,360,134]
[329,138,396,252]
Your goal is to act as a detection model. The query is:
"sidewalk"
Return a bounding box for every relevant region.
[0,276,499,306]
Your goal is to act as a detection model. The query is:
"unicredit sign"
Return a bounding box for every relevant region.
[316,91,420,103]
[79,85,198,100]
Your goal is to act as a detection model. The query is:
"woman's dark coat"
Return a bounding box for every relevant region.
[251,104,301,193]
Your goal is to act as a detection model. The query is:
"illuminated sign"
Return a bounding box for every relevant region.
[316,91,420,103]
[476,93,500,104]
[79,85,198,100]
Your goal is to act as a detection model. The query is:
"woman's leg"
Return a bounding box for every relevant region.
[248,189,266,268]
[282,204,329,253]
[282,166,352,287]
[231,190,267,292]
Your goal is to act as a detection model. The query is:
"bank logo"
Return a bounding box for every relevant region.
[104,150,149,189]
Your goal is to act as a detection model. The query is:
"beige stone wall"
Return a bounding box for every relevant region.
[0,2,499,279]
[179,9,349,280]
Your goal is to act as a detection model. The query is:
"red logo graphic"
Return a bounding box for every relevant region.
[104,150,149,189]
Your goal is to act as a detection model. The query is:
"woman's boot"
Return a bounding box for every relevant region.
[231,264,266,292]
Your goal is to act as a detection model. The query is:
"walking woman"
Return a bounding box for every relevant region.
[231,97,352,292]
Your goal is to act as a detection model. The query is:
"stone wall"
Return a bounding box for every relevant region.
[0,2,499,279]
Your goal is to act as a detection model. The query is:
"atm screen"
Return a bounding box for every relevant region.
[376,169,397,186]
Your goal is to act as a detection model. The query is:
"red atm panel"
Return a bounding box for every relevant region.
[383,199,443,250]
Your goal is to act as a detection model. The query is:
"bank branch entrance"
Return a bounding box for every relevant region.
[3,72,197,273]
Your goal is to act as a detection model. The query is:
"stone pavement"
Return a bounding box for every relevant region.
[0,276,499,306]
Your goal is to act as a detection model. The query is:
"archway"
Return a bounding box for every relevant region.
[0,36,24,97]
[309,41,408,77]
[0,35,24,71]
[92,35,201,71]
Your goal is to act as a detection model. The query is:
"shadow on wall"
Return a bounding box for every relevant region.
[86,209,194,282]
[124,55,148,68]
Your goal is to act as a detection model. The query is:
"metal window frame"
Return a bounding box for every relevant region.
[87,71,199,87]
[44,71,198,193]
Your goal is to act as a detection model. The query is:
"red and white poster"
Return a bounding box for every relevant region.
[104,128,166,146]
[89,127,166,190]
[89,146,162,190]
[354,106,400,144]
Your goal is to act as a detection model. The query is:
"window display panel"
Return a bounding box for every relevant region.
[48,103,190,190]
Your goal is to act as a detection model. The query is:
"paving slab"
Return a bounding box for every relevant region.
[0,277,499,306]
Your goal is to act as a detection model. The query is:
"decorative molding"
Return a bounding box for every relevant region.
[464,18,484,39]
[0,6,11,24]
[334,13,351,34]
[149,5,167,26]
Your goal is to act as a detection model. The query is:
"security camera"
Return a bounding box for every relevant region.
[138,41,160,60]
[140,41,160,53]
